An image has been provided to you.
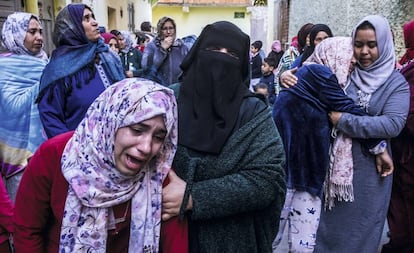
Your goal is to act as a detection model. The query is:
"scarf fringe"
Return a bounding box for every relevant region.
[324,182,354,210]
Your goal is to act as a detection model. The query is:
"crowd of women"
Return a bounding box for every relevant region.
[0,2,413,253]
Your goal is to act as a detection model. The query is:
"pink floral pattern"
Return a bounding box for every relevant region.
[305,37,357,210]
[59,78,178,252]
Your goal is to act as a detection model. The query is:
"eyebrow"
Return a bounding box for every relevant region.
[83,13,95,19]
[137,122,167,134]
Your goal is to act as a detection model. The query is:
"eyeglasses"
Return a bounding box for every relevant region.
[108,43,119,48]
[161,26,175,32]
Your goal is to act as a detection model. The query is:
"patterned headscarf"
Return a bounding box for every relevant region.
[399,19,414,65]
[350,15,395,101]
[305,37,357,210]
[306,37,354,88]
[120,31,133,53]
[1,12,47,59]
[59,78,178,252]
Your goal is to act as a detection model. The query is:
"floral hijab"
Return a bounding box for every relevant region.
[306,36,354,88]
[305,37,358,210]
[120,31,133,53]
[1,12,47,59]
[59,78,178,253]
[350,15,395,95]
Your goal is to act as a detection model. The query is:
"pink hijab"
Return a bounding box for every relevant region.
[305,37,356,210]
[271,40,282,53]
[400,20,414,65]
[100,32,118,45]
[306,37,354,88]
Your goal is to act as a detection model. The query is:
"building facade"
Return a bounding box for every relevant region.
[1,0,413,57]
[279,0,414,57]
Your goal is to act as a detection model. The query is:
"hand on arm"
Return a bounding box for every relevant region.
[162,170,191,221]
[329,111,343,126]
[279,67,298,88]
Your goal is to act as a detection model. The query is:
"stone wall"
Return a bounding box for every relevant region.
[288,0,414,58]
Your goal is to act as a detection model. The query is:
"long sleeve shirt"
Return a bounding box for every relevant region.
[13,132,131,253]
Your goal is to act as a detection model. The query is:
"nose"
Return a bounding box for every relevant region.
[360,45,369,55]
[136,135,152,156]
[35,31,43,43]
[91,17,98,26]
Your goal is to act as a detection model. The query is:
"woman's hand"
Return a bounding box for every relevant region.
[161,36,174,51]
[125,70,134,78]
[376,149,394,177]
[162,170,191,221]
[328,111,343,126]
[279,67,298,88]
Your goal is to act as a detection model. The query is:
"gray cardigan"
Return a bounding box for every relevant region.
[315,70,410,253]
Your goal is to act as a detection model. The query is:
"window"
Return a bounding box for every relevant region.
[234,12,245,19]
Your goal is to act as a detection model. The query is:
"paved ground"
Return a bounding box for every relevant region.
[273,221,389,252]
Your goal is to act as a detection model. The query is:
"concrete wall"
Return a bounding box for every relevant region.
[288,0,414,57]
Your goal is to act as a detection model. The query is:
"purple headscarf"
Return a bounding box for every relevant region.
[39,4,124,93]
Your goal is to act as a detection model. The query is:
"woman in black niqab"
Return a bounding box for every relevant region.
[178,21,252,154]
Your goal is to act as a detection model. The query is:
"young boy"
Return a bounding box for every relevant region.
[253,82,270,106]
[259,57,277,105]
[250,40,263,89]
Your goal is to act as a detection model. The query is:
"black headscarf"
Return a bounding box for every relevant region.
[300,24,333,66]
[178,21,250,154]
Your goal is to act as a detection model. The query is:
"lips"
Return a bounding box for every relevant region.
[359,59,371,66]
[125,154,145,171]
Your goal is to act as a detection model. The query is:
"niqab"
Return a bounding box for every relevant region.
[178,21,250,154]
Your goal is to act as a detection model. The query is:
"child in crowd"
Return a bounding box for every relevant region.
[253,82,270,105]
[250,40,263,88]
[259,57,277,105]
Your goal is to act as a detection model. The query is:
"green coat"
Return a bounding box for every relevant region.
[171,83,286,253]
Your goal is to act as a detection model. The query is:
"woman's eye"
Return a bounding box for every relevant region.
[368,42,377,49]
[354,42,363,48]
[130,126,142,134]
[205,46,220,51]
[154,135,166,142]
